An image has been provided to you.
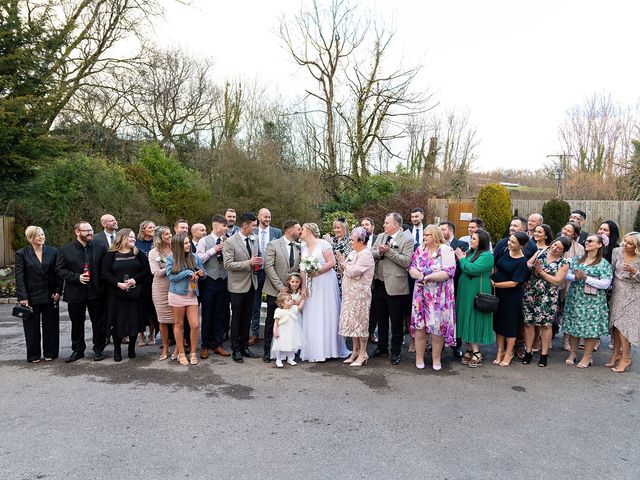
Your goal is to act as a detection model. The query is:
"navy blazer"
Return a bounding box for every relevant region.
[15,245,63,305]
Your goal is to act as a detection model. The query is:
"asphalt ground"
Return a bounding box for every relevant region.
[0,303,638,480]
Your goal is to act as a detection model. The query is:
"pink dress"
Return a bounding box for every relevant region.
[149,248,174,323]
[409,245,457,345]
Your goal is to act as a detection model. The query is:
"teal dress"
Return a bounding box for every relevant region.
[563,258,612,338]
[456,250,495,344]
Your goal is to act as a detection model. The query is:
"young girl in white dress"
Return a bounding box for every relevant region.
[287,272,305,310]
[271,292,303,368]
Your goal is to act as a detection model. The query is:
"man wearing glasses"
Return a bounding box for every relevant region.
[569,209,589,247]
[56,222,107,363]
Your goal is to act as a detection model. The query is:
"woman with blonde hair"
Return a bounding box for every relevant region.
[135,220,157,346]
[608,232,640,372]
[101,228,151,362]
[166,233,206,366]
[299,222,349,361]
[148,226,175,360]
[408,224,456,371]
[15,226,62,362]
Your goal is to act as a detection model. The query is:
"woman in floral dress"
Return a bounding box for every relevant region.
[408,224,456,371]
[337,227,375,367]
[607,232,640,373]
[522,237,570,367]
[563,234,612,368]
[330,217,352,295]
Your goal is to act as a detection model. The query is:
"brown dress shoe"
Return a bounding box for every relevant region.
[200,348,209,359]
[213,346,231,357]
[248,335,260,346]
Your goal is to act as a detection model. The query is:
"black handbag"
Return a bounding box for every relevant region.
[473,274,499,313]
[12,304,33,319]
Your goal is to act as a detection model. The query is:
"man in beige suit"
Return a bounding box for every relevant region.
[223,212,262,362]
[262,220,302,362]
[370,212,413,365]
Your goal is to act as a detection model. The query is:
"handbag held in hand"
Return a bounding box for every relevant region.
[473,274,499,313]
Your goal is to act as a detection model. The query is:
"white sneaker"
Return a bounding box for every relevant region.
[275,359,284,368]
[287,358,297,366]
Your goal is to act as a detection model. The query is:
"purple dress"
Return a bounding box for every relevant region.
[409,245,457,346]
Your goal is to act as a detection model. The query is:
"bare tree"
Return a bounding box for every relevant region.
[121,46,219,152]
[211,81,243,148]
[559,93,637,175]
[279,0,367,195]
[337,26,427,177]
[37,0,162,130]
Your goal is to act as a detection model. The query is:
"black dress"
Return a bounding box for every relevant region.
[101,251,150,338]
[493,253,529,337]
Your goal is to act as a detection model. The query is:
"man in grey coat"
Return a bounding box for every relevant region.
[262,219,302,362]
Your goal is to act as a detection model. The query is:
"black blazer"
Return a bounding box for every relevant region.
[15,245,63,305]
[450,238,469,252]
[56,240,107,303]
[93,231,111,252]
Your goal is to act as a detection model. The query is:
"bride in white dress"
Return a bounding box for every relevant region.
[299,223,350,362]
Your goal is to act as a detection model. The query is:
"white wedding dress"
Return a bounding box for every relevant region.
[300,239,350,362]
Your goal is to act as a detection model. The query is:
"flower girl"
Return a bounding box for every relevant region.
[286,272,305,310]
[271,291,303,368]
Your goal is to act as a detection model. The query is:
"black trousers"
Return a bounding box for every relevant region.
[374,280,409,355]
[67,298,105,354]
[22,302,60,361]
[368,284,377,335]
[230,286,255,353]
[200,277,230,349]
[263,295,279,355]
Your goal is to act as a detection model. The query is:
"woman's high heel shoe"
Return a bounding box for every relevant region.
[522,350,533,365]
[499,353,514,367]
[177,353,189,366]
[538,354,548,367]
[611,359,632,373]
[190,353,198,365]
[343,353,358,364]
[576,358,593,368]
[350,356,368,367]
[605,352,622,368]
[492,350,504,365]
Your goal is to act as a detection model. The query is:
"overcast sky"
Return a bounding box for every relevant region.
[153,0,639,172]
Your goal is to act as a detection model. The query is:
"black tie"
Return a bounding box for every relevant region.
[385,235,392,246]
[288,242,294,268]
[245,237,252,258]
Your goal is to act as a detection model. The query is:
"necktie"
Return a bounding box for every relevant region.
[110,233,115,244]
[260,230,267,255]
[288,242,295,268]
[245,237,252,258]
[415,228,420,244]
[385,235,392,246]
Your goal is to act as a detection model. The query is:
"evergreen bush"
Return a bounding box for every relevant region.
[477,183,512,243]
[542,198,571,236]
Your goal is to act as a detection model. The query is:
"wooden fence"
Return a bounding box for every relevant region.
[0,216,15,268]
[427,199,639,236]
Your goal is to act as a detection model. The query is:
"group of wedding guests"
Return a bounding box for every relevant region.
[13,206,640,374]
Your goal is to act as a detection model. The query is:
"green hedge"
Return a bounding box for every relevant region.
[477,183,512,244]
[542,198,571,236]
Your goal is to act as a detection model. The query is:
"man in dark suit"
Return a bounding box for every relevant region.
[223,212,262,362]
[370,213,414,365]
[569,209,589,246]
[439,221,469,358]
[361,217,378,344]
[56,221,107,362]
[494,216,538,261]
[249,208,283,345]
[93,214,118,251]
[262,219,301,362]
[196,215,231,359]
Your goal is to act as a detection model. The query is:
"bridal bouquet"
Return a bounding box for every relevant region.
[299,256,320,297]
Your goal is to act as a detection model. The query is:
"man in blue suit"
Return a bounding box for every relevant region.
[249,208,282,345]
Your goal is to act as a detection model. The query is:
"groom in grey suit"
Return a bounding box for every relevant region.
[370,212,413,365]
[262,220,302,362]
[223,212,262,362]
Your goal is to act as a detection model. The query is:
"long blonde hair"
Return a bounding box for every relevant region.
[110,228,138,254]
[153,226,171,252]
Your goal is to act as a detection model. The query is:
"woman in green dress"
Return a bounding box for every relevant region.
[563,234,612,368]
[454,229,494,368]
